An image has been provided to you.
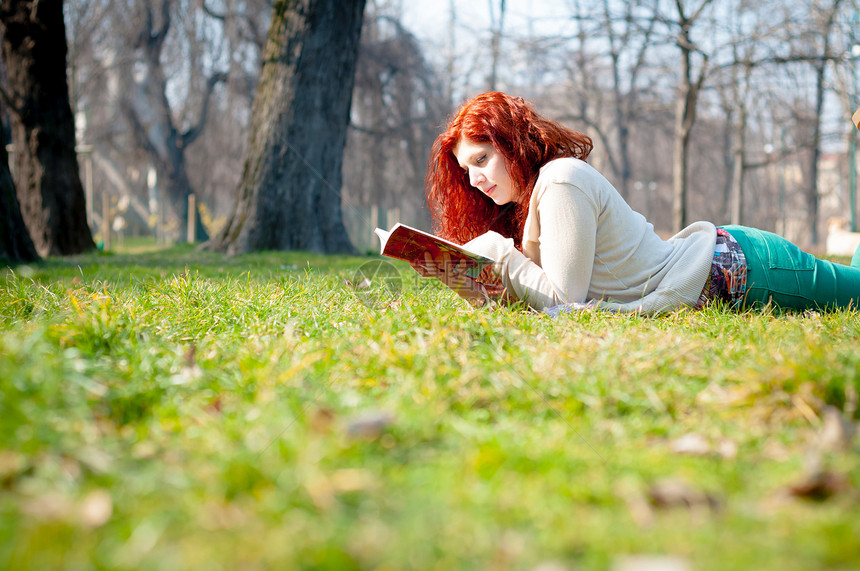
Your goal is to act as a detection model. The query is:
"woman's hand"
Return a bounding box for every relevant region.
[411,252,492,306]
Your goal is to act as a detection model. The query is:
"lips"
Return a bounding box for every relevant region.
[483,185,496,196]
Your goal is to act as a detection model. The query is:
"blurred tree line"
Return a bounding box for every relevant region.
[2,0,860,259]
[509,0,860,245]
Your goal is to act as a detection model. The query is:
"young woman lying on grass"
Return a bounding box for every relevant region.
[415,91,860,314]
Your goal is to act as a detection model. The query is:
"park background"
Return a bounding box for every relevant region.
[45,0,860,254]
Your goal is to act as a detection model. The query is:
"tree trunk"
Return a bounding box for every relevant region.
[672,113,689,232]
[123,0,217,244]
[670,0,712,233]
[211,0,366,254]
[162,147,210,243]
[608,47,631,199]
[0,127,38,263]
[729,112,745,226]
[0,0,94,256]
[672,40,694,232]
[487,0,506,91]
[601,0,655,201]
[720,103,735,216]
[803,0,844,245]
[805,64,825,245]
[729,64,750,226]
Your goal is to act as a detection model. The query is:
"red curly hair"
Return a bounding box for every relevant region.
[426,92,593,247]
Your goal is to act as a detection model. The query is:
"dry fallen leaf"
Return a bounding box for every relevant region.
[668,433,738,460]
[612,554,691,571]
[183,344,197,368]
[615,480,654,528]
[304,468,377,512]
[696,381,755,406]
[817,406,856,452]
[199,501,250,531]
[492,529,526,566]
[21,493,74,521]
[345,410,395,439]
[530,562,568,571]
[309,407,336,434]
[716,438,738,460]
[304,475,335,511]
[670,433,710,456]
[787,470,851,502]
[761,440,791,462]
[647,478,721,512]
[78,489,113,528]
[75,446,114,474]
[0,451,27,486]
[329,468,375,492]
[206,396,223,415]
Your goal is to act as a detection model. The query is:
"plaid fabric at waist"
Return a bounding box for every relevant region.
[696,227,747,309]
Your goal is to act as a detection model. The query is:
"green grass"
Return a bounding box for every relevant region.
[1,245,859,570]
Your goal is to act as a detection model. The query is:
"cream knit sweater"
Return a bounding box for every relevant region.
[464,158,717,314]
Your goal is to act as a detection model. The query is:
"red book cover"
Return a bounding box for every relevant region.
[374,223,494,280]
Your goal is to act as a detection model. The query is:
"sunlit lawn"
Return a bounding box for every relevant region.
[1,244,858,570]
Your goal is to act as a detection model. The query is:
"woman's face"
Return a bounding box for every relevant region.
[453,138,516,205]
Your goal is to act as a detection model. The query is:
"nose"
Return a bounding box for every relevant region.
[469,167,485,189]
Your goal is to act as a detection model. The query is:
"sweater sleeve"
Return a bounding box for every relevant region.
[532,181,597,303]
[463,182,596,310]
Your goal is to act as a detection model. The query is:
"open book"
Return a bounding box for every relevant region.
[374,223,507,304]
[374,223,494,280]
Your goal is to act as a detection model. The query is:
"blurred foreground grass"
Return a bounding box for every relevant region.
[1,245,859,570]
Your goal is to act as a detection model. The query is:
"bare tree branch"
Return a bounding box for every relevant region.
[0,85,21,117]
[199,0,225,20]
[181,70,228,147]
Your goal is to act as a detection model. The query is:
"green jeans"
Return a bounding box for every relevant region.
[720,225,860,311]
